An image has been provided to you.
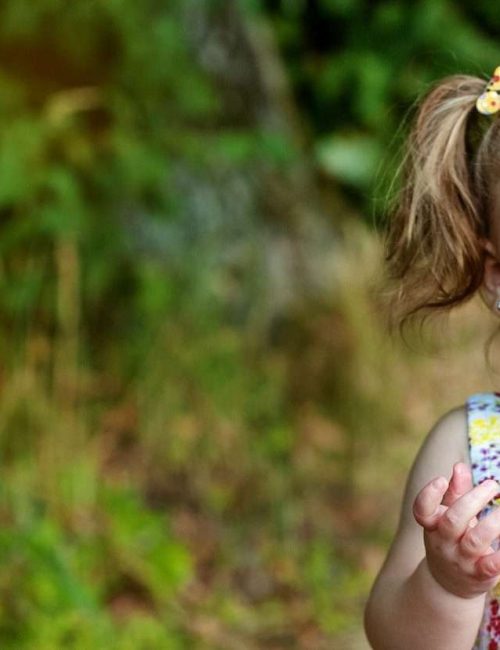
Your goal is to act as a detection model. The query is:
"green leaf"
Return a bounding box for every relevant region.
[315,132,382,188]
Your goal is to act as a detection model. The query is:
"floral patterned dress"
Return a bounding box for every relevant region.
[467,392,500,649]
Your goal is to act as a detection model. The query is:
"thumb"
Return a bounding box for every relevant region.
[413,477,449,531]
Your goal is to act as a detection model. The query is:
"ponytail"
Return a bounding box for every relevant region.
[384,74,492,331]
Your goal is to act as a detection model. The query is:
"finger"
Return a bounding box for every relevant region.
[437,479,499,541]
[413,477,449,529]
[475,549,500,580]
[442,463,473,507]
[459,506,500,558]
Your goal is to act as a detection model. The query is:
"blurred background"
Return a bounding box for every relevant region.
[1,0,500,648]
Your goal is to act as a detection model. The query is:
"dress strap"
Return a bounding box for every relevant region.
[466,393,500,649]
[467,392,500,488]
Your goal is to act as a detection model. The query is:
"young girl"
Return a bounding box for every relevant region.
[364,69,500,650]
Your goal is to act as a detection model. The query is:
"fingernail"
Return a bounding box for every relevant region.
[432,477,446,490]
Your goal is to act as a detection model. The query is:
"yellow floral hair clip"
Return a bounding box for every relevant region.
[477,66,500,115]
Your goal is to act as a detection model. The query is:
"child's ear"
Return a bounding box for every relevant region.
[481,239,500,310]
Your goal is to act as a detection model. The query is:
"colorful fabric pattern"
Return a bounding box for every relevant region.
[467,392,500,649]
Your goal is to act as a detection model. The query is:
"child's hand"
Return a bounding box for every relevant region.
[413,462,500,599]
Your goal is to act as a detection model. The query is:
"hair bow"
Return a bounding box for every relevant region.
[477,66,500,115]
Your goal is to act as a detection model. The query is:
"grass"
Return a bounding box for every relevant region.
[0,218,496,648]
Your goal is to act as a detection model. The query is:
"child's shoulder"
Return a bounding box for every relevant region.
[396,404,468,528]
[424,392,500,448]
[415,393,500,479]
[401,396,500,526]
[418,403,468,466]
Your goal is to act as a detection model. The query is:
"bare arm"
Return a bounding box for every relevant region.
[364,406,500,650]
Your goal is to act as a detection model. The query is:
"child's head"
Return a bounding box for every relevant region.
[384,71,500,329]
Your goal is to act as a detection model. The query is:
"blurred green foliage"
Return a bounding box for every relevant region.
[0,0,218,370]
[0,477,191,648]
[0,0,205,645]
[0,0,496,647]
[265,0,500,212]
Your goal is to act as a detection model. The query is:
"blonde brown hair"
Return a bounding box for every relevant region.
[384,73,500,331]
